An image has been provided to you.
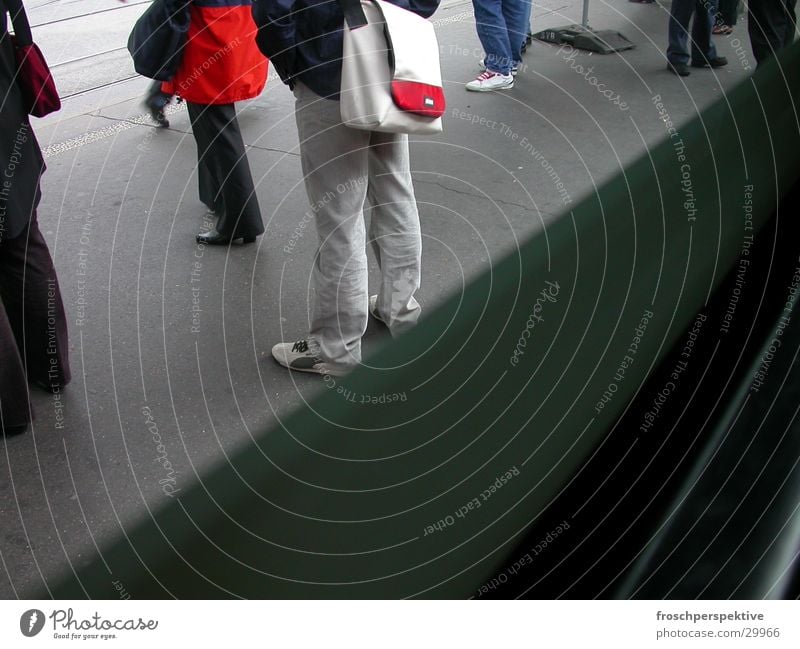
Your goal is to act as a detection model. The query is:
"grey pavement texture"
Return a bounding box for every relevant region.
[1,0,754,597]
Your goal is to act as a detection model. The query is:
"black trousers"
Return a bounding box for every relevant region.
[186,102,264,239]
[716,0,739,26]
[749,0,797,67]
[0,213,70,431]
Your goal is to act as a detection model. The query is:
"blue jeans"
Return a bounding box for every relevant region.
[667,0,719,65]
[473,0,529,75]
[523,0,532,33]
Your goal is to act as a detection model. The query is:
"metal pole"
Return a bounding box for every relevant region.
[582,0,590,27]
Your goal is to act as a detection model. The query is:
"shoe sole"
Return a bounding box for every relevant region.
[466,82,515,92]
[196,234,256,245]
[272,355,347,377]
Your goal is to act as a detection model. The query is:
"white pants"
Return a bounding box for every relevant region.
[293,82,422,368]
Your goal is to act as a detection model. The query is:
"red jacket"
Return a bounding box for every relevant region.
[162,0,268,104]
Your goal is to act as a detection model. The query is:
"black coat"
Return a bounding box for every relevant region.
[252,0,441,99]
[0,0,44,244]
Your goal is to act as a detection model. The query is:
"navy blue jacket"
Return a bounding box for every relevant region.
[252,0,440,99]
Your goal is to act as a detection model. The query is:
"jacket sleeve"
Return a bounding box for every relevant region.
[251,0,298,85]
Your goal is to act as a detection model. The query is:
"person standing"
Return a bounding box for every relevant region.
[748,0,797,66]
[467,0,528,91]
[253,0,439,376]
[161,0,268,245]
[666,0,728,76]
[1,0,70,436]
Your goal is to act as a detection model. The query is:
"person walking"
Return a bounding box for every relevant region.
[253,0,439,376]
[748,0,797,66]
[467,0,528,91]
[1,0,70,436]
[666,0,728,76]
[160,0,268,245]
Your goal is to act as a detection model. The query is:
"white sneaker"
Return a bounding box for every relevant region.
[369,295,387,325]
[466,71,514,92]
[271,339,347,376]
[479,58,520,76]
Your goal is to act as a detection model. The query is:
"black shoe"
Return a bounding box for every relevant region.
[667,62,691,76]
[196,228,256,245]
[1,422,28,437]
[691,56,728,68]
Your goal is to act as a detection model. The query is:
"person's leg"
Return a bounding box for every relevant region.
[145,80,170,108]
[782,0,797,48]
[667,0,695,65]
[293,84,371,368]
[749,0,795,65]
[713,0,726,26]
[186,102,222,214]
[366,132,422,337]
[0,295,31,433]
[719,0,739,26]
[0,215,70,396]
[473,0,514,74]
[189,103,264,240]
[691,0,719,63]
[519,0,533,55]
[143,80,171,127]
[501,0,529,68]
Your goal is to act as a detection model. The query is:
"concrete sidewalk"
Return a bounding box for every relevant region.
[1,0,754,597]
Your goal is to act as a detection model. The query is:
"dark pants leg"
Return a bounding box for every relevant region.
[716,0,739,26]
[749,0,798,67]
[187,102,222,213]
[186,102,264,239]
[668,0,718,64]
[0,215,70,431]
[144,80,171,110]
[690,0,718,63]
[0,297,30,430]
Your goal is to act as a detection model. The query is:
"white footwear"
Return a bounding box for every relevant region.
[466,70,514,92]
[271,339,347,376]
[369,295,387,325]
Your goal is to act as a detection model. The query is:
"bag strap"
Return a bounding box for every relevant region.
[339,0,368,29]
[6,0,33,46]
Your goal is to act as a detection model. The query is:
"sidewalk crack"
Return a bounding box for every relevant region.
[414,178,541,213]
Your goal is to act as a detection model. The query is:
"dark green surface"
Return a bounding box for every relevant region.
[51,44,800,599]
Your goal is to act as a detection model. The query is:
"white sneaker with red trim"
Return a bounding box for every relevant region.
[466,71,514,92]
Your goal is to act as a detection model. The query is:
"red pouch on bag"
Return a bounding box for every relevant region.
[13,38,61,118]
[391,80,446,118]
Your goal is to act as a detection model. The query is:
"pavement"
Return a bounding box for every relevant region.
[1,0,755,598]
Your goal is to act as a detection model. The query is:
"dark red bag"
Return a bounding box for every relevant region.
[13,37,61,118]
